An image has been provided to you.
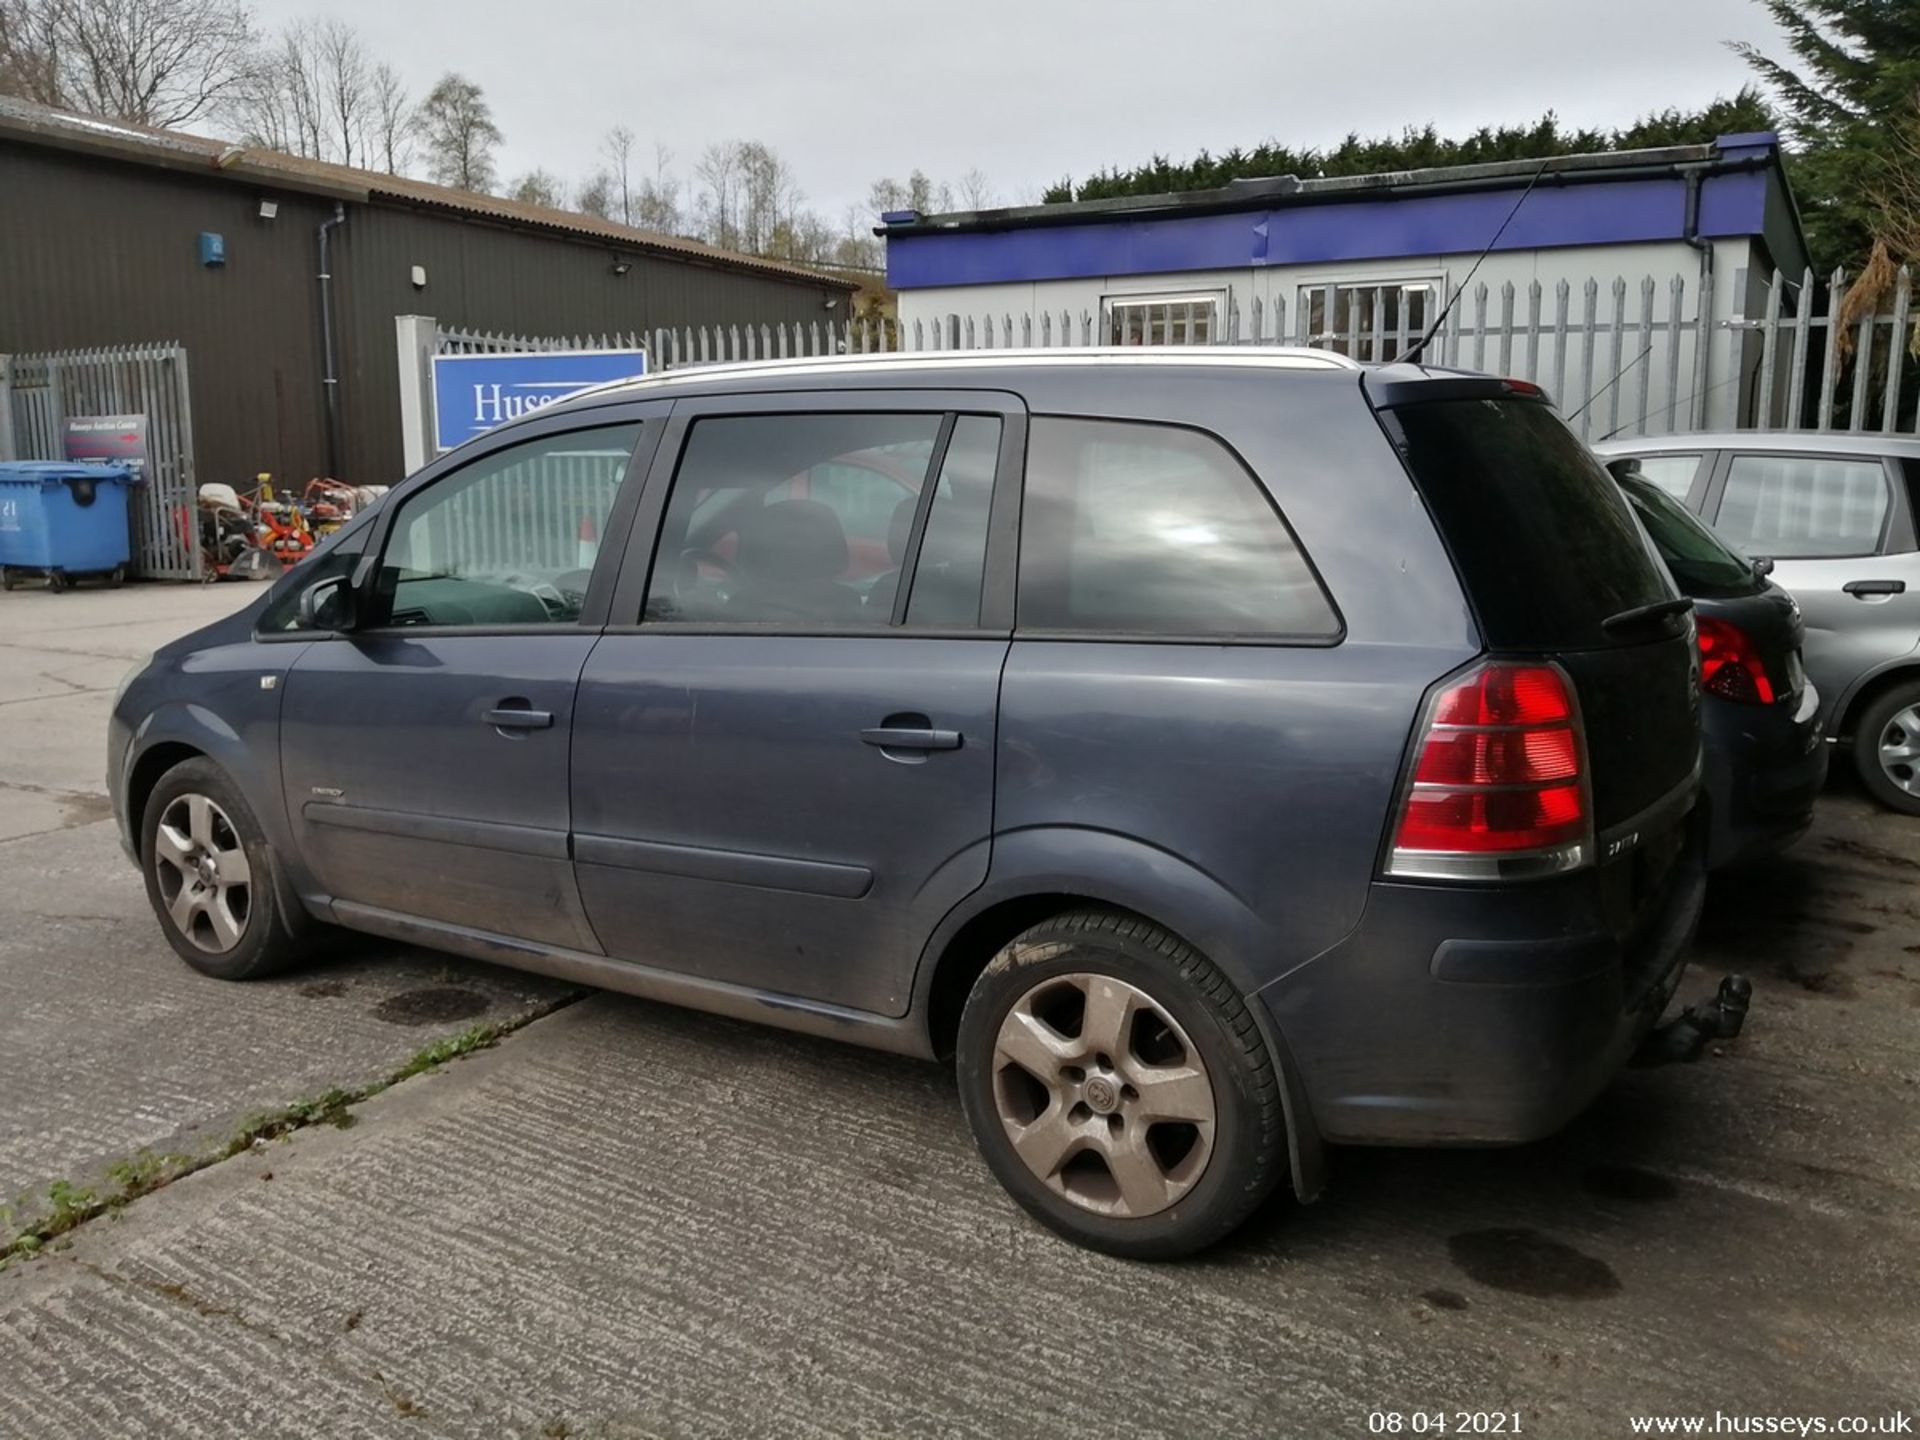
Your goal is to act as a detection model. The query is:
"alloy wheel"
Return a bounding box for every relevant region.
[990,972,1216,1218]
[1879,704,1920,798]
[152,793,252,953]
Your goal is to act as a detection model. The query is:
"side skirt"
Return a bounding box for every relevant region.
[329,901,936,1060]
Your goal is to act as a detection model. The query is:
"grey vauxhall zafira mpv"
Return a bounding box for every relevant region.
[110,349,1708,1257]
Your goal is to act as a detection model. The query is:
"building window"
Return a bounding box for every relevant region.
[1300,280,1439,359]
[1105,292,1223,346]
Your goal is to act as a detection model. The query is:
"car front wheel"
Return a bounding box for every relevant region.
[956,908,1289,1259]
[141,757,313,980]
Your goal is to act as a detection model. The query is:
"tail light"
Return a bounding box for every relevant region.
[1696,617,1775,705]
[1385,661,1591,881]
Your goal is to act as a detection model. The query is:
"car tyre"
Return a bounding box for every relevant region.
[140,757,315,980]
[1854,678,1920,816]
[956,908,1288,1259]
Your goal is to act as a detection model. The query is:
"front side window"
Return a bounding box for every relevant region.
[1018,417,1337,638]
[1715,453,1892,558]
[645,411,990,628]
[377,425,639,628]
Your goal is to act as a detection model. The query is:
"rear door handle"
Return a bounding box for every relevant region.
[1843,579,1906,597]
[484,706,554,730]
[861,726,962,751]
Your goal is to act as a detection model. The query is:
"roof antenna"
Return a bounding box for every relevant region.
[1403,159,1551,366]
[1565,344,1653,426]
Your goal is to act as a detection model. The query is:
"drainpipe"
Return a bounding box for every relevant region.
[1680,165,1717,429]
[317,202,347,478]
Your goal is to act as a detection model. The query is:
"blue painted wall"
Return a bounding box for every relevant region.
[887,160,1779,291]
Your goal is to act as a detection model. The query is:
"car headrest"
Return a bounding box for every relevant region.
[735,498,848,582]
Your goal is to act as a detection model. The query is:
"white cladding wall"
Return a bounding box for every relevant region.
[894,237,1763,433]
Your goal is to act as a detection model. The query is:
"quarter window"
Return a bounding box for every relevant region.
[645,412,996,628]
[1715,454,1891,558]
[1625,453,1704,504]
[377,425,639,628]
[1018,417,1336,638]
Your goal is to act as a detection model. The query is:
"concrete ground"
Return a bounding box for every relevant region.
[2,584,1917,1438]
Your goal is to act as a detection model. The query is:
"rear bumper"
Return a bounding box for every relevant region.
[1702,683,1826,869]
[1258,809,1706,1146]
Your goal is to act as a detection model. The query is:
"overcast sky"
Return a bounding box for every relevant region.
[255,0,1791,218]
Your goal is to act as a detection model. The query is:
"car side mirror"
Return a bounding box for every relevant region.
[1604,457,1642,480]
[1751,555,1775,578]
[296,574,356,632]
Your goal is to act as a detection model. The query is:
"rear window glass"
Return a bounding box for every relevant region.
[1616,472,1760,599]
[1383,398,1671,650]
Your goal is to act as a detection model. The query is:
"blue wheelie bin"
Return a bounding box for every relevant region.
[0,462,137,592]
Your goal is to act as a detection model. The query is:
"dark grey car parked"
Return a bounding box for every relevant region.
[110,350,1706,1257]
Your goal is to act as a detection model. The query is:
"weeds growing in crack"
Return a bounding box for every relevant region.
[0,1007,565,1269]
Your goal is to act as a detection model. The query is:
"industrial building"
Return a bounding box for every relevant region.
[0,95,858,488]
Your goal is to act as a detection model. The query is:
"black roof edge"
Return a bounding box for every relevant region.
[878,140,1759,238]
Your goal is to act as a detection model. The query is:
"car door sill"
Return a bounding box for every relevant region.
[328,901,929,1058]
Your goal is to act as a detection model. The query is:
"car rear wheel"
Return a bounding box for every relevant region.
[956,908,1288,1259]
[1854,679,1920,816]
[141,757,313,980]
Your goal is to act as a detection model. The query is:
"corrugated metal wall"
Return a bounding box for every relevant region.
[0,141,848,488]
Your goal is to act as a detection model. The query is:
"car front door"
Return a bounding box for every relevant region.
[570,392,1021,1015]
[279,412,660,948]
[1703,449,1920,713]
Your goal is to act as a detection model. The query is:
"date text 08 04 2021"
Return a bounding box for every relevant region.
[1368,1415,1522,1436]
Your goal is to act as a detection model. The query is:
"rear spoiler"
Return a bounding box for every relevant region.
[1361,367,1555,411]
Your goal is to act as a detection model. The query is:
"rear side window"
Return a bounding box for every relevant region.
[1384,398,1670,650]
[1616,472,1760,600]
[1017,417,1337,638]
[1714,453,1890,558]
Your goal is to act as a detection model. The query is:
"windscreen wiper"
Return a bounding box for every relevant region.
[1601,596,1694,635]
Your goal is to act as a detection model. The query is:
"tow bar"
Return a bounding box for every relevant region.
[1636,974,1753,1065]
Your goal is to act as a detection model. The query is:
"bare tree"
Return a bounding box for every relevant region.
[416,71,500,192]
[508,168,563,209]
[692,140,742,250]
[601,123,635,225]
[957,166,997,210]
[228,18,323,158]
[0,0,63,106]
[574,169,614,219]
[313,17,367,166]
[624,141,678,233]
[368,60,411,175]
[7,0,253,128]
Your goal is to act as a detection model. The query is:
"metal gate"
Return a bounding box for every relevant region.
[0,343,200,578]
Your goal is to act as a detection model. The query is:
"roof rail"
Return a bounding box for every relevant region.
[572,344,1364,402]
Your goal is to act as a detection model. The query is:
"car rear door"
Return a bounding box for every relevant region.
[279,410,663,948]
[570,390,1023,1016]
[1701,449,1920,716]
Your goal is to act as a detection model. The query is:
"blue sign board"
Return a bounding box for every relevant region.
[431,348,649,452]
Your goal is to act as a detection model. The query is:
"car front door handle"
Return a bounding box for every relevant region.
[1843,579,1907,597]
[861,726,962,751]
[484,706,554,730]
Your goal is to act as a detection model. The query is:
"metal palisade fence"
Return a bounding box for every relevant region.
[0,343,199,579]
[433,261,1920,445]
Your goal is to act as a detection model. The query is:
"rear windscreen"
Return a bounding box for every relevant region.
[1615,471,1762,599]
[1381,398,1673,650]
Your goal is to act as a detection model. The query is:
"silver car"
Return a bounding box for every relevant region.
[1595,432,1920,814]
